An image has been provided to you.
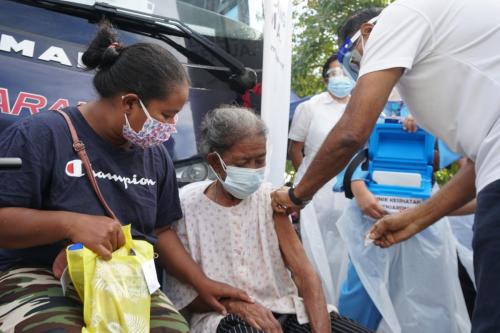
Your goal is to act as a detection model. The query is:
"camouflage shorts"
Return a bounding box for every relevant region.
[0,267,189,333]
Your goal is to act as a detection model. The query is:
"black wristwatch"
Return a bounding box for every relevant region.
[288,186,311,208]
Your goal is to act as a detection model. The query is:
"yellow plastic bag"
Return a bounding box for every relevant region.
[67,225,154,333]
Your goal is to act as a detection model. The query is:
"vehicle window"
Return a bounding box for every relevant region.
[0,1,163,48]
[41,0,264,40]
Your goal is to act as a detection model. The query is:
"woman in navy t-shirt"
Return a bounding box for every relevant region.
[0,20,250,332]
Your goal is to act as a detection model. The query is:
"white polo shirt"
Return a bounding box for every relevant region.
[289,91,346,159]
[359,0,500,192]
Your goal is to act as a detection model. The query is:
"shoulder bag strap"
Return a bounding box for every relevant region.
[53,109,117,220]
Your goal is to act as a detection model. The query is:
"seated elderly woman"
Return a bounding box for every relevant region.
[164,106,371,333]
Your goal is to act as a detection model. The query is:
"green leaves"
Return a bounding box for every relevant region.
[292,0,391,97]
[435,162,459,186]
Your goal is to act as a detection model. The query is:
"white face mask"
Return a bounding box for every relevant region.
[211,152,265,199]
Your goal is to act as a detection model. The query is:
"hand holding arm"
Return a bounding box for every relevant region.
[156,228,253,315]
[221,300,283,333]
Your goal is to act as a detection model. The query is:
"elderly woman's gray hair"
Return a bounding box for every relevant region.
[198,106,268,157]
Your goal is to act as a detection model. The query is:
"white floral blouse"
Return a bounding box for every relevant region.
[164,182,335,333]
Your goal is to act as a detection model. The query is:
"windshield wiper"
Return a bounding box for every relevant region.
[16,0,257,91]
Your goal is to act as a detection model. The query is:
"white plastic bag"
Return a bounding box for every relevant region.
[448,214,475,286]
[337,201,471,333]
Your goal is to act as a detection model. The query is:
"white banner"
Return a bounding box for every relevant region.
[261,0,293,186]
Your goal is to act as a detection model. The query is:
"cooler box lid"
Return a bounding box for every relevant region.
[366,123,435,202]
[368,123,435,167]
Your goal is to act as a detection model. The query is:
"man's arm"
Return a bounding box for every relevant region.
[272,68,404,212]
[369,159,476,247]
[273,213,330,333]
[294,69,403,200]
[448,199,476,216]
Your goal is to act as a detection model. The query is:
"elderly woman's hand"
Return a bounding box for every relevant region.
[271,186,301,214]
[222,300,284,333]
[196,278,254,315]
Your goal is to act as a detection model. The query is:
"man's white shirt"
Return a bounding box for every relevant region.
[359,0,500,192]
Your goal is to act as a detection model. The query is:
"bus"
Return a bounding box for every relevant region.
[0,0,264,185]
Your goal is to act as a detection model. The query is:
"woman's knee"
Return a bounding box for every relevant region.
[150,310,189,333]
[2,303,83,333]
[150,291,189,333]
[0,267,84,333]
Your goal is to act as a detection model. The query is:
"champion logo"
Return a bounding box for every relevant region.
[64,159,156,189]
[65,159,85,177]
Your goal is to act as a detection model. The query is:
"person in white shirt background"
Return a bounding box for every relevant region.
[288,54,352,306]
[271,1,500,332]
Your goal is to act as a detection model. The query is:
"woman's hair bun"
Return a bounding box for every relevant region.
[81,19,122,70]
[84,18,188,101]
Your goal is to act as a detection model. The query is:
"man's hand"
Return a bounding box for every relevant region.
[368,208,423,248]
[271,186,301,214]
[224,300,283,333]
[195,278,254,315]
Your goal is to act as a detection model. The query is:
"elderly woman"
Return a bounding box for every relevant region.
[164,106,371,333]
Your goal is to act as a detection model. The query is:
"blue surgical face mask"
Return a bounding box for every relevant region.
[211,152,265,199]
[327,76,354,98]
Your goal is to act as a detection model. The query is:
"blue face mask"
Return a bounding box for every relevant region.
[327,76,354,98]
[212,152,265,199]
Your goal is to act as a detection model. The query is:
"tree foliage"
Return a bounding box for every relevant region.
[292,0,391,97]
[435,162,459,186]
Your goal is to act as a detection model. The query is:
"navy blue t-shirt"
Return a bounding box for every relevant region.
[0,107,182,270]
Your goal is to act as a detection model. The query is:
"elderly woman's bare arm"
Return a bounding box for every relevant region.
[273,213,330,333]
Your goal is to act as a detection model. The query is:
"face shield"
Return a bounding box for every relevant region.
[325,67,355,98]
[338,16,379,81]
[326,67,347,79]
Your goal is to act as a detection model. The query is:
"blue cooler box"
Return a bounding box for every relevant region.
[367,123,435,213]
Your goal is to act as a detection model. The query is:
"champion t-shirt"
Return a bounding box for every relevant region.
[0,107,182,270]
